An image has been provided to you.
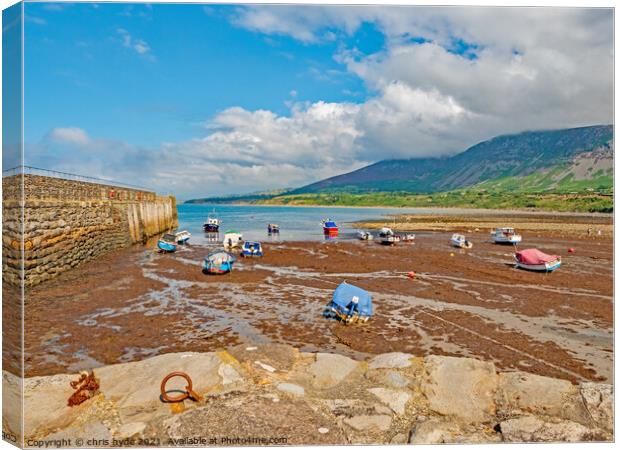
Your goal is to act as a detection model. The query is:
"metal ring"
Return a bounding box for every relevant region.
[160,371,193,403]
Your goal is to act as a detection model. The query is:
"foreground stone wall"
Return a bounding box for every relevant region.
[2,344,612,447]
[2,174,177,286]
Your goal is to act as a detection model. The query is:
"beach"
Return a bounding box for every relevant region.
[15,214,612,384]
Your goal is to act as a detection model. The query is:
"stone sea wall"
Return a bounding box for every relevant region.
[2,174,177,286]
[2,344,612,447]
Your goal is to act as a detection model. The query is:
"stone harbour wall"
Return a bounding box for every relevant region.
[2,344,613,446]
[2,174,177,286]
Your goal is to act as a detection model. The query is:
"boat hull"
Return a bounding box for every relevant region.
[515,259,561,272]
[451,239,473,249]
[203,261,233,274]
[203,224,219,232]
[493,236,522,244]
[157,240,177,252]
[323,227,339,236]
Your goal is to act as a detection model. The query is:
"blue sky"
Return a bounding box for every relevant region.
[24,2,375,147]
[12,2,614,199]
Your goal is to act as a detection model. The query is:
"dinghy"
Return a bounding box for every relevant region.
[378,227,400,245]
[401,233,416,242]
[157,233,177,252]
[322,219,339,237]
[223,230,243,249]
[203,250,236,274]
[323,281,373,324]
[175,230,191,244]
[451,233,473,249]
[241,241,263,257]
[491,227,522,244]
[515,248,561,272]
[357,230,374,241]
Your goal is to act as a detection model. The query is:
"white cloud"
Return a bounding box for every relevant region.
[117,28,153,58]
[49,127,91,146]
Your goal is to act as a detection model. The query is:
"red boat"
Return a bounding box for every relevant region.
[322,219,339,236]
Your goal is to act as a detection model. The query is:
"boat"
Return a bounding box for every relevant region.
[451,233,473,249]
[175,230,191,244]
[401,233,416,242]
[267,223,280,234]
[223,230,243,249]
[157,233,178,252]
[203,211,221,232]
[322,219,339,237]
[378,227,400,245]
[203,250,236,274]
[323,281,373,324]
[515,248,561,272]
[357,230,374,241]
[491,227,522,244]
[241,241,264,257]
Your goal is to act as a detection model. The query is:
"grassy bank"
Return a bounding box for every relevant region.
[256,191,613,213]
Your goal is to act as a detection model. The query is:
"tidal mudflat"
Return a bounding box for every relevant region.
[17,223,612,384]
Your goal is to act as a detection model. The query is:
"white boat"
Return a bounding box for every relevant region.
[175,230,191,244]
[223,230,243,248]
[357,231,374,241]
[451,233,473,249]
[401,233,416,242]
[491,227,522,244]
[379,227,400,245]
[515,248,561,272]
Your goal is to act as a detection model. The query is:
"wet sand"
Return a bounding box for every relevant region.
[15,226,613,384]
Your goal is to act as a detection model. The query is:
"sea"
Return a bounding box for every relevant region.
[177,203,430,244]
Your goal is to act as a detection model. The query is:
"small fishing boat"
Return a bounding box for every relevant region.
[157,233,178,252]
[267,223,280,234]
[451,233,473,249]
[203,211,221,232]
[241,241,264,257]
[357,230,374,241]
[378,227,400,245]
[515,248,561,272]
[175,230,191,244]
[491,227,522,244]
[401,233,416,242]
[203,250,236,274]
[323,281,373,324]
[322,219,339,237]
[223,230,243,249]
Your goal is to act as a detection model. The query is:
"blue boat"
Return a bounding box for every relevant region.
[203,250,236,274]
[323,281,373,324]
[241,241,263,257]
[158,233,178,252]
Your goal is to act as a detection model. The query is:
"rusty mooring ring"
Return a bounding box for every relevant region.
[160,371,197,403]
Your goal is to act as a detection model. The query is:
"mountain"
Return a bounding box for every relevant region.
[294,125,613,194]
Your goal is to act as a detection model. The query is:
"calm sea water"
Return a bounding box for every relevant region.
[177,203,428,244]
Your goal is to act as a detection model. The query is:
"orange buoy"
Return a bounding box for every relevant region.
[407,271,416,279]
[568,248,575,253]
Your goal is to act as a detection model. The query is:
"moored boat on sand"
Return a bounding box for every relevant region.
[203,250,236,274]
[515,248,561,272]
[451,233,473,249]
[401,233,416,242]
[175,230,191,244]
[357,230,373,240]
[157,233,178,252]
[241,241,264,257]
[223,230,243,249]
[491,227,522,244]
[323,281,373,324]
[378,227,400,245]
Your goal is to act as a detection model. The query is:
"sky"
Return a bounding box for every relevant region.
[10,2,614,199]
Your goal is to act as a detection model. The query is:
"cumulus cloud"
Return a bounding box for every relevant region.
[26,7,613,198]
